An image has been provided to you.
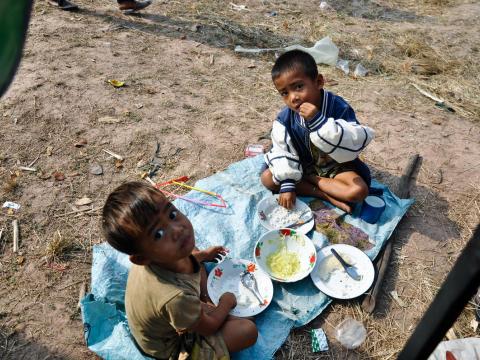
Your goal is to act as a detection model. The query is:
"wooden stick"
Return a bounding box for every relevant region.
[361,154,421,313]
[18,166,37,172]
[54,206,102,218]
[12,219,19,253]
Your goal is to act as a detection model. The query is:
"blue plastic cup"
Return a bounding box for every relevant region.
[360,195,385,224]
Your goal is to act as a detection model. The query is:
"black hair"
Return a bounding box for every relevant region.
[271,50,319,81]
[102,181,164,255]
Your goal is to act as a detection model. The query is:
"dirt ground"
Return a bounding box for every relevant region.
[1,0,479,359]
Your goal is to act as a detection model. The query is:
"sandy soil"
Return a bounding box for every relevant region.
[1,0,479,359]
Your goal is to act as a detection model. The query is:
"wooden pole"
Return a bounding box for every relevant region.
[12,219,19,253]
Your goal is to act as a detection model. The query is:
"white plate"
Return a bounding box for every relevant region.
[257,195,314,235]
[207,259,274,317]
[254,229,317,283]
[310,244,375,299]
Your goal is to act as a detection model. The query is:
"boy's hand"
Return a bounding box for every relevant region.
[299,102,319,121]
[219,292,237,309]
[200,246,228,262]
[279,192,296,209]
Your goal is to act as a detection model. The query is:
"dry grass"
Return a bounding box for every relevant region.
[44,230,74,262]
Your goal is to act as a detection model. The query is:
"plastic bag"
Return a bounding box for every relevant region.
[335,318,367,349]
[354,63,369,77]
[336,59,350,75]
[285,37,339,66]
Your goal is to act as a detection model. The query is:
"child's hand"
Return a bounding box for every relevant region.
[299,102,319,121]
[219,292,237,309]
[200,246,228,262]
[279,192,296,209]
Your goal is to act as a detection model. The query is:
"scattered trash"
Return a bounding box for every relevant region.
[311,328,329,352]
[89,164,103,176]
[234,45,282,54]
[335,318,367,349]
[103,149,124,161]
[53,171,66,181]
[107,79,125,88]
[135,103,144,109]
[74,197,93,207]
[429,338,480,360]
[446,327,457,340]
[12,219,19,253]
[234,37,339,66]
[285,37,339,66]
[230,3,249,11]
[46,146,54,156]
[3,201,21,211]
[98,116,121,124]
[190,24,201,32]
[470,319,478,332]
[354,63,369,78]
[18,166,36,172]
[266,10,278,17]
[115,159,124,169]
[435,102,455,113]
[390,290,406,307]
[319,1,334,11]
[245,144,265,158]
[336,59,350,75]
[16,256,25,265]
[432,169,443,184]
[209,54,215,65]
[247,61,256,69]
[74,138,88,147]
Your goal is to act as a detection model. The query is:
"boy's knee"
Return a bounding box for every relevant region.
[242,320,258,346]
[260,169,278,191]
[345,183,369,203]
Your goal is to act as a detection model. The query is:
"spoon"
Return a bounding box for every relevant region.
[240,270,264,305]
[331,248,362,281]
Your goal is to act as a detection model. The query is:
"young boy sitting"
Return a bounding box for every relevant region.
[102,182,257,359]
[261,50,375,213]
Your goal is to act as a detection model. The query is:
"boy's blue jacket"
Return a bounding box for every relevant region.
[265,90,375,193]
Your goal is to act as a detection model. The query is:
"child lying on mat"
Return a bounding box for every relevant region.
[102,182,257,360]
[261,50,375,213]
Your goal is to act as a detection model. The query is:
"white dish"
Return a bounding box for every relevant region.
[310,244,375,299]
[257,195,314,235]
[254,229,317,283]
[207,259,273,317]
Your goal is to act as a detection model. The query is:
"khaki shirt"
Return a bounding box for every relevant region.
[125,256,202,359]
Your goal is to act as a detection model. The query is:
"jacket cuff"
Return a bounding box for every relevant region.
[279,180,296,193]
[306,112,326,131]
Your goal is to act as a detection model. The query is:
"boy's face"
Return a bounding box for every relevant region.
[131,192,195,267]
[273,69,324,113]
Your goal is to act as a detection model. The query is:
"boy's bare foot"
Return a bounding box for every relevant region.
[49,0,79,11]
[118,0,152,13]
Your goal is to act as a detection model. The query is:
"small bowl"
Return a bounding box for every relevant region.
[254,228,317,283]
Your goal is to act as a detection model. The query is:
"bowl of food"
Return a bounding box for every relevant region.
[254,228,317,282]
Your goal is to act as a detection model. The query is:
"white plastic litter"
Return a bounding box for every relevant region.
[428,338,480,360]
[2,201,20,211]
[354,63,369,77]
[285,37,339,66]
[335,318,367,349]
[319,1,334,11]
[336,59,350,75]
[235,37,339,66]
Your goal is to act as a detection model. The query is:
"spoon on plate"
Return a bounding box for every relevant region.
[331,248,362,281]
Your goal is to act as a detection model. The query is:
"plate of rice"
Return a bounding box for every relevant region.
[254,228,317,282]
[257,195,314,234]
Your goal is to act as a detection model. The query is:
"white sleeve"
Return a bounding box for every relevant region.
[310,118,375,163]
[264,121,302,193]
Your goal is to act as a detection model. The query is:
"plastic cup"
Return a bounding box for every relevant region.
[360,196,385,224]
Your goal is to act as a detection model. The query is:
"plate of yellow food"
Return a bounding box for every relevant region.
[254,229,317,283]
[310,244,375,299]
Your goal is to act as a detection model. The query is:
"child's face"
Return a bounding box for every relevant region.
[133,193,195,266]
[273,69,324,113]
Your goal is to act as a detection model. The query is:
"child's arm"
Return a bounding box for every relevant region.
[309,118,374,163]
[265,120,303,195]
[188,292,237,336]
[192,246,227,263]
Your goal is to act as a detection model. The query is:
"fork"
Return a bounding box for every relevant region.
[330,248,362,281]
